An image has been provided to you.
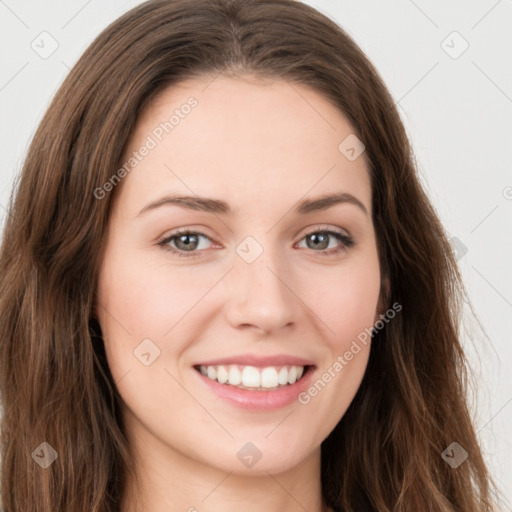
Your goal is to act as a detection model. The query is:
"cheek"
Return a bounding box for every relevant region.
[306,254,381,350]
[95,247,222,372]
[98,244,200,330]
[299,259,380,415]
[290,256,380,439]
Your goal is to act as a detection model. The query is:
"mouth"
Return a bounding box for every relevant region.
[193,364,313,391]
[192,354,317,410]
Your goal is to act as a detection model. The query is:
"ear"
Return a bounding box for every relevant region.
[374,275,390,323]
[90,293,100,322]
[89,301,102,332]
[88,316,103,339]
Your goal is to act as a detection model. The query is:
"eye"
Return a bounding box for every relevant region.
[296,228,354,255]
[158,227,355,258]
[158,230,214,258]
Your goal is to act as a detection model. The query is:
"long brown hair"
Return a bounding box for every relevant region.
[0,0,501,510]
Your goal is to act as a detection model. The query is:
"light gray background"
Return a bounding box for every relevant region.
[1,0,511,509]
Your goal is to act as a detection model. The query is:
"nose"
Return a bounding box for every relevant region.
[224,245,298,335]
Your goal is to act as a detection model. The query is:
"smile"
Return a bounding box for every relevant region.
[195,364,306,390]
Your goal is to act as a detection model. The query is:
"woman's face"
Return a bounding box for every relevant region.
[96,74,382,476]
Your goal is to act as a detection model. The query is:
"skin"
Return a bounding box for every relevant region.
[96,73,383,512]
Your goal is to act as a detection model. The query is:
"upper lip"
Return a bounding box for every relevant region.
[194,354,315,368]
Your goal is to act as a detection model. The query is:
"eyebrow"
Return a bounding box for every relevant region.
[137,192,368,217]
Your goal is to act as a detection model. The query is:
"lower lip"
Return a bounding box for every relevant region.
[194,366,316,410]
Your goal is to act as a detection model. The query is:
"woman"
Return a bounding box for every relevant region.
[0,0,501,510]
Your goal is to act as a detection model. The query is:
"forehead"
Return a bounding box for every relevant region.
[114,74,371,216]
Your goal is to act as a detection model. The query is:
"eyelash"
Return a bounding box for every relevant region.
[157,227,355,259]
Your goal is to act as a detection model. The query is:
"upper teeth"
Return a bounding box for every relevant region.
[198,364,305,389]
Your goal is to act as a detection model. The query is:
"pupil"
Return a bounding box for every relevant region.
[309,233,328,250]
[177,234,198,251]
